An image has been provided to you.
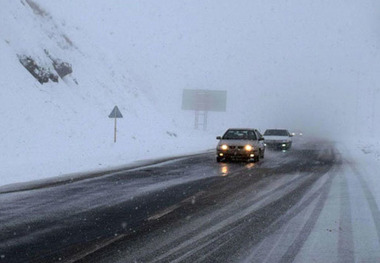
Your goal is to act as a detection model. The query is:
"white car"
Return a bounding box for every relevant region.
[263,129,293,150]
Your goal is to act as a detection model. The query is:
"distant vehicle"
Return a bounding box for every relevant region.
[290,130,303,136]
[216,128,265,162]
[263,129,293,150]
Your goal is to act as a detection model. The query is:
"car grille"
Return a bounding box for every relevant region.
[229,146,244,149]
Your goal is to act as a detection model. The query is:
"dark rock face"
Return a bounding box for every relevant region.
[18,55,59,84]
[45,50,74,79]
[52,60,73,78]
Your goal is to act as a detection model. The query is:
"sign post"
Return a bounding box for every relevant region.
[108,106,123,143]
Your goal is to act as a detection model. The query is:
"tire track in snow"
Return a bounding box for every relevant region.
[337,173,355,263]
[349,164,380,246]
[278,170,334,263]
[143,169,326,263]
[241,170,332,263]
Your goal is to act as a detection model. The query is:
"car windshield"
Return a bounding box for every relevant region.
[223,130,257,140]
[264,129,289,136]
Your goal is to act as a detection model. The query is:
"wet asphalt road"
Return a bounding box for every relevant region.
[0,138,338,263]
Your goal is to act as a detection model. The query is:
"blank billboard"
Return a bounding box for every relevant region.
[181,89,227,112]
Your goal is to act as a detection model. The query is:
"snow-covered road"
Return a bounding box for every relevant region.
[1,138,379,263]
[292,143,380,262]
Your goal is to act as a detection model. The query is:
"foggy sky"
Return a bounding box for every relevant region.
[44,0,380,138]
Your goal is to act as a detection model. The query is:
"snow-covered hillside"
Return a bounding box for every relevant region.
[0,0,216,187]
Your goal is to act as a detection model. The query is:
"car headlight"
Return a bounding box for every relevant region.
[244,145,253,151]
[221,144,228,150]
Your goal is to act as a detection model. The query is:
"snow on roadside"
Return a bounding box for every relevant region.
[356,139,380,162]
[0,1,218,188]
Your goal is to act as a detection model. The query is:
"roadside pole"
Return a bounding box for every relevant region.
[108,106,123,143]
[114,116,117,143]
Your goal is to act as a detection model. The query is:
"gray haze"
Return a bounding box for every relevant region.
[47,0,380,138]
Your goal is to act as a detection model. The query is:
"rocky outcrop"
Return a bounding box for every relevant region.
[18,51,73,84]
[18,55,58,84]
[52,59,73,78]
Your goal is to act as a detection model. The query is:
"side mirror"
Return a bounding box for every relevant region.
[216,136,221,140]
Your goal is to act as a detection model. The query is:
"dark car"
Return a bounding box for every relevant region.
[216,128,265,162]
[263,129,293,150]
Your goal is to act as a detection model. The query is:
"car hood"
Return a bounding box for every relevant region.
[218,139,257,146]
[264,135,292,141]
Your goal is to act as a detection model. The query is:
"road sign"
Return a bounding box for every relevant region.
[108,106,123,143]
[108,106,123,118]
